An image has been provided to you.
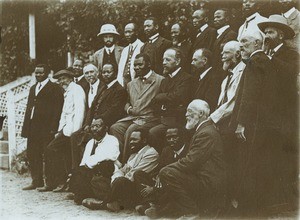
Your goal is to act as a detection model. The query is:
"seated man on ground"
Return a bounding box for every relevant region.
[133,127,189,215]
[69,118,120,205]
[145,99,227,218]
[82,128,159,211]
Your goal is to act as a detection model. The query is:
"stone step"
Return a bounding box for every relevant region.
[0,153,9,169]
[0,140,8,154]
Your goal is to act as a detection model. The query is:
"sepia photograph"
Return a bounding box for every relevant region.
[0,0,299,219]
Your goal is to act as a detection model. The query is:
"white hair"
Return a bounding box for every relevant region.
[188,99,210,117]
[240,30,264,44]
[223,40,241,53]
[83,63,98,74]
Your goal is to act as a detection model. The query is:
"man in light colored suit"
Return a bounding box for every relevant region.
[110,53,164,163]
[38,69,86,192]
[93,24,124,72]
[117,23,144,87]
[208,41,245,204]
[279,0,300,52]
[237,0,268,41]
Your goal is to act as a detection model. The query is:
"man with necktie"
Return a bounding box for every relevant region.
[93,24,124,72]
[72,58,89,92]
[117,23,144,88]
[140,17,172,75]
[22,64,64,190]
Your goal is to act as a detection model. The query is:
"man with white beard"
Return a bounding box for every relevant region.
[145,99,226,218]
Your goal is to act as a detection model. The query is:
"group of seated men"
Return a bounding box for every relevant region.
[21,1,299,218]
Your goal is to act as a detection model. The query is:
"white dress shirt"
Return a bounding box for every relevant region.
[149,33,159,43]
[197,23,209,37]
[169,67,181,78]
[80,133,120,169]
[35,78,49,96]
[88,79,100,108]
[104,45,115,54]
[58,82,86,136]
[107,79,118,89]
[217,25,230,39]
[199,67,212,81]
[284,7,296,18]
[74,75,84,83]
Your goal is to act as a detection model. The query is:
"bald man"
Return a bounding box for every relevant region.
[145,100,226,218]
[192,9,217,51]
[117,23,144,87]
[231,30,285,214]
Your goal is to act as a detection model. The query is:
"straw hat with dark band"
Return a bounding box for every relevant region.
[258,14,295,40]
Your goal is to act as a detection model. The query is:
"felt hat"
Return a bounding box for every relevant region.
[53,69,74,79]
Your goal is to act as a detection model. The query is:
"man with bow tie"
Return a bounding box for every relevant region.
[237,0,268,41]
[140,17,172,75]
[192,9,217,51]
[117,23,144,88]
[148,48,192,153]
[22,64,64,190]
[69,118,120,205]
[110,53,164,163]
[92,24,124,72]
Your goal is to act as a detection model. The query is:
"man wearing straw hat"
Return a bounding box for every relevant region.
[93,24,124,72]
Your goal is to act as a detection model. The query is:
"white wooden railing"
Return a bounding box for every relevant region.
[0,75,35,169]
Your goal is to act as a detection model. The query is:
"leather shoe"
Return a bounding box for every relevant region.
[52,184,66,192]
[145,207,159,219]
[22,184,39,190]
[135,203,150,215]
[37,186,54,192]
[107,201,123,212]
[82,198,107,210]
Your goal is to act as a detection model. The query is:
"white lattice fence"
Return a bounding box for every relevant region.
[0,75,34,169]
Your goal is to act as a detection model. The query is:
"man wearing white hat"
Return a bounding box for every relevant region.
[93,24,124,72]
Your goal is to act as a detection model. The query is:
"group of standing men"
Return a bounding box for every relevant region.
[21,0,299,218]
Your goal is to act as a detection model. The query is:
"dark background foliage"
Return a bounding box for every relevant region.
[0,0,281,86]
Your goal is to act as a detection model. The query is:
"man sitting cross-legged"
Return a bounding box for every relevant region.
[68,118,120,205]
[82,128,159,211]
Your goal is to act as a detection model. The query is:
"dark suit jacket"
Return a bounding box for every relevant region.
[152,69,193,125]
[22,81,64,140]
[166,120,226,192]
[93,45,124,71]
[140,36,172,75]
[231,51,282,130]
[212,28,237,69]
[193,67,224,112]
[77,77,89,94]
[192,26,217,51]
[84,81,127,128]
[174,40,193,73]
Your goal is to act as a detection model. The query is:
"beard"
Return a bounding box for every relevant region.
[185,118,198,130]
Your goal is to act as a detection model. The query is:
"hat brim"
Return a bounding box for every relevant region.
[258,21,295,39]
[97,32,120,37]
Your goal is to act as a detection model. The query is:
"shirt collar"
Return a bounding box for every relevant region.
[169,67,181,78]
[199,23,208,32]
[217,25,230,37]
[107,79,117,88]
[246,12,259,22]
[90,79,100,88]
[284,7,296,18]
[174,144,185,155]
[149,33,159,41]
[196,119,209,131]
[232,61,245,74]
[199,67,212,80]
[250,49,264,58]
[38,78,49,87]
[144,70,153,79]
[273,43,284,53]
[104,45,115,54]
[130,38,140,48]
[94,133,107,145]
[74,74,84,82]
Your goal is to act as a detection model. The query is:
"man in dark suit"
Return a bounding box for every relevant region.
[145,100,226,218]
[212,8,237,69]
[140,17,172,75]
[232,30,287,214]
[82,64,103,111]
[192,48,225,112]
[192,9,217,51]
[148,48,192,153]
[170,23,192,73]
[93,24,124,72]
[70,63,127,170]
[22,64,64,190]
[72,58,89,92]
[133,127,189,215]
[110,54,164,163]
